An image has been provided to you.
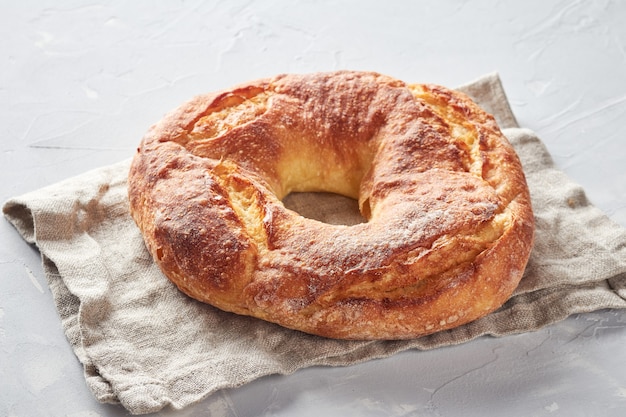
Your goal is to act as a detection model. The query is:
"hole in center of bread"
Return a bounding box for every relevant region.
[282,192,367,226]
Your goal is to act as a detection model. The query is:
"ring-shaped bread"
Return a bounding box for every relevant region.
[128,71,534,340]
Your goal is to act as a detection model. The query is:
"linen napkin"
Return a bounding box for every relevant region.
[4,73,626,415]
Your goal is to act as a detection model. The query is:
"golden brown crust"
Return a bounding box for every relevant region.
[128,70,534,340]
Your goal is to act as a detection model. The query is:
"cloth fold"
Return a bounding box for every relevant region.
[4,73,626,415]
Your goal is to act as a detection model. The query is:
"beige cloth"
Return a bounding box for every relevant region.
[4,73,626,415]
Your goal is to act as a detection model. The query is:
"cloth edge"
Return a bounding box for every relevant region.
[456,72,520,129]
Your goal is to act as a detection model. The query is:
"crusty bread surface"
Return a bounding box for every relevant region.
[128,71,534,340]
